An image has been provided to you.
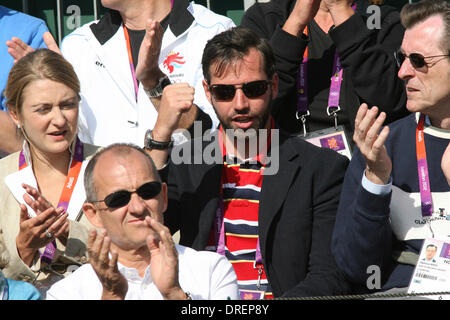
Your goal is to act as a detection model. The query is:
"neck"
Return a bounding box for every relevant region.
[120,0,172,30]
[113,244,150,278]
[30,145,71,177]
[223,121,271,160]
[315,6,334,32]
[429,115,450,130]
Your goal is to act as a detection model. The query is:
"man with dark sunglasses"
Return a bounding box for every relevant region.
[46,143,239,300]
[151,27,353,299]
[332,0,450,297]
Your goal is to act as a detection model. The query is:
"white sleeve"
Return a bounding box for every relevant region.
[361,170,392,195]
[209,255,240,300]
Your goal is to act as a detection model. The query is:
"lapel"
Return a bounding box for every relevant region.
[258,133,301,260]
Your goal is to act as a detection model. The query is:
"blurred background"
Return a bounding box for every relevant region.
[0,0,420,45]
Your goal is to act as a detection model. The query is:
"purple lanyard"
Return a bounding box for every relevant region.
[296,4,355,134]
[19,138,84,264]
[416,114,433,217]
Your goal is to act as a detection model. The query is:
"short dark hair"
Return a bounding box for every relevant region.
[201,26,276,83]
[400,0,450,53]
[84,143,160,202]
[426,244,438,251]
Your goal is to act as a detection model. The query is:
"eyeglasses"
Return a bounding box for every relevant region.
[395,50,450,69]
[208,80,271,101]
[92,181,162,209]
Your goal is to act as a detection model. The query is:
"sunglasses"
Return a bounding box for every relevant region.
[395,50,450,69]
[208,80,271,101]
[92,181,162,209]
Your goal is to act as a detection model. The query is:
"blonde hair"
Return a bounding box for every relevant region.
[4,49,80,116]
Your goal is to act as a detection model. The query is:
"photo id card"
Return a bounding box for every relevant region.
[408,238,450,300]
[301,125,352,159]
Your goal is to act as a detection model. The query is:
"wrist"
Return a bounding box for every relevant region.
[101,290,126,300]
[328,4,355,26]
[162,287,189,300]
[365,168,390,186]
[16,240,37,266]
[140,69,166,90]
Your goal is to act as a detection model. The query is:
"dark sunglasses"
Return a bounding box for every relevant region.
[92,181,162,209]
[208,80,271,101]
[395,50,450,69]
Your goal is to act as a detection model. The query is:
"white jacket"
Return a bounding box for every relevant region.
[61,1,234,147]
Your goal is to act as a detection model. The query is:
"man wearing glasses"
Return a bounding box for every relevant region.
[332,0,450,295]
[150,26,352,299]
[46,144,239,300]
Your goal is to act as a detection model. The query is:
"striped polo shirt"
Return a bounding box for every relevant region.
[206,122,274,299]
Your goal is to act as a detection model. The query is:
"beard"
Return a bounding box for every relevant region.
[213,94,273,141]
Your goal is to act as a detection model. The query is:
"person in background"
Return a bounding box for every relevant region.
[0,49,99,296]
[240,0,408,148]
[332,0,450,294]
[1,233,41,300]
[0,5,49,157]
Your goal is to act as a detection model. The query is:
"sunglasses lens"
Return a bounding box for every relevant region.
[104,191,131,209]
[137,181,162,200]
[211,85,236,101]
[395,51,405,67]
[409,53,426,68]
[243,80,269,98]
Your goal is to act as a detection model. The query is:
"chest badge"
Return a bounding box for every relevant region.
[163,51,185,73]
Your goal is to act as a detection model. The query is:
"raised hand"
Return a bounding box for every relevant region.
[145,216,186,300]
[353,103,392,185]
[22,183,70,243]
[135,19,166,89]
[283,0,321,36]
[16,203,67,266]
[6,31,61,63]
[87,229,128,300]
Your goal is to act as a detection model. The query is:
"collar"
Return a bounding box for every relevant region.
[218,118,275,165]
[90,0,194,45]
[415,112,450,139]
[20,137,80,168]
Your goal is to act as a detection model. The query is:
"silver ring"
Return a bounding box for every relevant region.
[45,230,53,238]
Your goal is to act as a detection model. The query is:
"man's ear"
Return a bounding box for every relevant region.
[82,202,104,228]
[202,79,213,104]
[271,73,279,98]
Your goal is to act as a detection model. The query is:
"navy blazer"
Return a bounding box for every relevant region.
[163,129,352,297]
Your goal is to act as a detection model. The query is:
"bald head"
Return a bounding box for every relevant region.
[84,143,160,203]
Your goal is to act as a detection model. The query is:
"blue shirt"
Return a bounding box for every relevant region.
[6,278,42,300]
[0,6,48,110]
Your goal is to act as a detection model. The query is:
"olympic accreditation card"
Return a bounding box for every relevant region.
[408,238,450,300]
[301,125,352,159]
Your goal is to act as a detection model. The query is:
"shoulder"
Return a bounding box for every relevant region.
[6,278,42,300]
[0,6,46,27]
[82,142,101,160]
[190,3,235,29]
[176,244,232,271]
[61,21,98,49]
[0,151,20,179]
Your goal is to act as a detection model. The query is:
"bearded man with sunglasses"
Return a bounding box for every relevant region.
[45,144,239,300]
[332,0,450,295]
[150,27,352,299]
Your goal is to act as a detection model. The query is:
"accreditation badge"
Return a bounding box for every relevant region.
[239,289,265,300]
[408,238,450,300]
[301,125,352,159]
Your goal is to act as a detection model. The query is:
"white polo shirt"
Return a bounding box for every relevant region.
[45,245,239,300]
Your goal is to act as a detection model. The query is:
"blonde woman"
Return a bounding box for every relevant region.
[0,49,98,295]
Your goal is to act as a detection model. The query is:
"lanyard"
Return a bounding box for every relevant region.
[19,138,84,263]
[122,0,174,102]
[416,114,433,217]
[297,4,356,135]
[123,26,140,102]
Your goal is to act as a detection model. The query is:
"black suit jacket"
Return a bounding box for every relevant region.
[163,129,351,297]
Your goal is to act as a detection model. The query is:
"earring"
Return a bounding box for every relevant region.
[17,124,21,129]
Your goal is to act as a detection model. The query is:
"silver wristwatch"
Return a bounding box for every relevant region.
[143,76,171,98]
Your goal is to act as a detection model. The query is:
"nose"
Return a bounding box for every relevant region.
[127,192,147,216]
[397,57,415,81]
[51,106,67,127]
[233,87,250,112]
